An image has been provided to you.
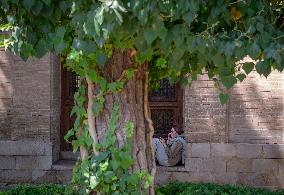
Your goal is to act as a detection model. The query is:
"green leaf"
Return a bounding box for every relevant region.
[242,62,254,75]
[113,8,123,23]
[90,176,100,189]
[20,42,33,61]
[119,153,134,169]
[108,82,123,92]
[156,57,167,68]
[221,75,237,89]
[54,40,67,53]
[127,173,141,186]
[59,1,69,12]
[64,129,75,142]
[89,69,98,83]
[125,122,134,138]
[126,69,134,79]
[104,171,115,183]
[144,28,157,45]
[41,3,54,18]
[31,1,43,15]
[92,101,103,117]
[110,160,120,170]
[248,42,261,59]
[34,39,48,58]
[219,93,229,105]
[42,0,51,5]
[96,6,104,25]
[96,53,108,67]
[255,60,271,77]
[236,74,246,82]
[180,77,189,88]
[23,0,35,11]
[212,53,225,67]
[73,38,96,54]
[182,11,195,25]
[55,26,66,38]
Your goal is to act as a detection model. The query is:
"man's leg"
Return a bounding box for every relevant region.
[152,138,169,166]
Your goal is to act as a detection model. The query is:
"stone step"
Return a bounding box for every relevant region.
[52,160,76,171]
[60,151,79,161]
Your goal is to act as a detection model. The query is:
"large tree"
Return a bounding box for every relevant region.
[1,0,283,194]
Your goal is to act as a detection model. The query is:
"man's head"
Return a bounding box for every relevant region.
[169,127,184,138]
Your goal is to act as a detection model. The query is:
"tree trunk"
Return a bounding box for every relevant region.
[93,50,156,194]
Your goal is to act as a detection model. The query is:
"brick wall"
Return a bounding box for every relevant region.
[0,50,61,184]
[184,74,227,143]
[184,71,284,144]
[156,143,284,189]
[0,50,53,140]
[229,71,284,144]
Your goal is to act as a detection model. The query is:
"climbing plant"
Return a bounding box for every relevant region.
[0,0,283,194]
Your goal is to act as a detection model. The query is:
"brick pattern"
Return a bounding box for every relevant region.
[0,51,61,184]
[50,54,61,162]
[229,71,284,144]
[184,74,227,143]
[0,50,55,140]
[184,71,284,144]
[156,143,284,189]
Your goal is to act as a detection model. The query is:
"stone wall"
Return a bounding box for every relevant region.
[156,143,284,189]
[0,50,61,184]
[184,71,284,144]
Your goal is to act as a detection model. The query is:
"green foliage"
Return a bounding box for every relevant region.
[1,0,283,91]
[72,102,152,194]
[155,182,284,195]
[0,23,12,49]
[219,93,230,105]
[64,82,92,153]
[2,182,284,195]
[1,0,284,193]
[0,184,77,195]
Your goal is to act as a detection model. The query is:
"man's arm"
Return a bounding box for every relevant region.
[166,140,183,158]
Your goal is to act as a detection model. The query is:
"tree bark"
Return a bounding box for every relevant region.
[93,50,156,194]
[86,76,99,156]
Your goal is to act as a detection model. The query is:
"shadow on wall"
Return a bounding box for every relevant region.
[229,69,284,144]
[0,49,13,140]
[229,69,284,188]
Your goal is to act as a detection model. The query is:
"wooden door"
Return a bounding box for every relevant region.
[60,67,80,151]
[149,79,183,139]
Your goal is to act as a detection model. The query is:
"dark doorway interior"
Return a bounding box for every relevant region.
[60,67,80,151]
[149,79,183,139]
[60,71,183,151]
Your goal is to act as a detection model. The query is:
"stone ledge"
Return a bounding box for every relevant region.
[263,144,284,159]
[0,140,52,156]
[60,151,79,161]
[15,156,52,170]
[156,165,187,172]
[52,160,76,171]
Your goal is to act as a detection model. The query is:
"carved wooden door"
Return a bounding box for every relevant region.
[60,67,80,151]
[149,79,183,139]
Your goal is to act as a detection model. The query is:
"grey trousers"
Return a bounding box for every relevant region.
[152,138,170,166]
